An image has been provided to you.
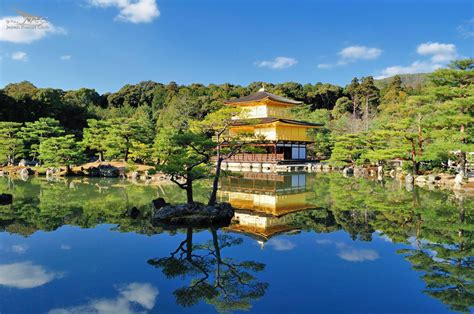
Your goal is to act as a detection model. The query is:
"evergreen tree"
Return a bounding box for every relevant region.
[0,122,24,165]
[39,135,84,170]
[19,118,64,161]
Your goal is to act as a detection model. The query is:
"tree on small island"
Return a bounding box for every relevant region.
[157,107,255,206]
[156,132,214,204]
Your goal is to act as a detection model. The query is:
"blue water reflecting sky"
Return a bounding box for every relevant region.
[0,225,456,313]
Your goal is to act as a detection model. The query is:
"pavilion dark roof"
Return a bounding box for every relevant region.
[232,117,323,127]
[225,91,303,105]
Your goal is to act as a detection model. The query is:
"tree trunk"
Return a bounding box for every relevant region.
[411,141,419,175]
[124,148,129,162]
[417,116,423,157]
[186,177,194,204]
[99,151,104,162]
[352,97,357,119]
[364,96,369,132]
[208,157,222,207]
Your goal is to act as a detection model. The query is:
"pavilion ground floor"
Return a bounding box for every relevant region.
[220,141,318,172]
[225,141,311,164]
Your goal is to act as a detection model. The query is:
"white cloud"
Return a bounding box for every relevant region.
[60,55,71,61]
[11,244,28,254]
[89,0,160,24]
[375,42,457,79]
[375,61,442,79]
[317,63,333,69]
[337,248,380,262]
[11,51,28,61]
[0,16,66,44]
[457,18,474,39]
[318,45,381,69]
[339,45,382,60]
[0,262,61,288]
[416,42,457,63]
[255,56,298,70]
[266,238,296,251]
[48,282,159,314]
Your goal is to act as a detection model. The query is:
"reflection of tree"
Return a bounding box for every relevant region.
[398,195,473,313]
[0,177,182,236]
[289,209,339,233]
[312,173,473,313]
[148,228,268,312]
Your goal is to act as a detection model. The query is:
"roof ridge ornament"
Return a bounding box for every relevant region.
[258,84,265,92]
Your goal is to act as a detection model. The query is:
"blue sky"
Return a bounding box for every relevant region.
[0,0,473,93]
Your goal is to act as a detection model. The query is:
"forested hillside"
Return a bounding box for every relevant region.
[0,59,472,175]
[375,73,428,90]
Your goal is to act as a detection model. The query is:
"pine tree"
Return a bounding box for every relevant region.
[0,122,24,165]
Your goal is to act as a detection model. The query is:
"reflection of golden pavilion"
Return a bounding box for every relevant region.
[220,173,313,241]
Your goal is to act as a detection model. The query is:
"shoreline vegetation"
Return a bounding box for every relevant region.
[0,162,472,196]
[0,59,473,201]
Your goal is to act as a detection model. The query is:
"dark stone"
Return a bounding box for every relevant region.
[153,202,234,228]
[0,194,13,205]
[342,167,354,176]
[152,197,168,210]
[85,165,120,177]
[98,164,120,177]
[130,207,140,219]
[84,167,100,177]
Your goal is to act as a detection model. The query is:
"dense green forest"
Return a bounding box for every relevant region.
[0,59,472,174]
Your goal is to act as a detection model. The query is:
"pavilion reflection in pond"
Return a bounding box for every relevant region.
[219,172,315,244]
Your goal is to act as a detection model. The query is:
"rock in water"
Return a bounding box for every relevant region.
[0,194,13,205]
[153,202,234,228]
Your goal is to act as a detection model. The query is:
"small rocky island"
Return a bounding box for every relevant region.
[152,197,234,227]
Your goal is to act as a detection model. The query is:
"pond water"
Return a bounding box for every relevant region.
[0,173,471,313]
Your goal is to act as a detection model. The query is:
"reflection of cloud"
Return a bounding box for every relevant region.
[266,238,296,251]
[49,282,158,314]
[316,240,380,262]
[60,244,71,250]
[0,262,61,288]
[375,232,392,243]
[11,244,28,254]
[315,239,332,245]
[337,248,379,262]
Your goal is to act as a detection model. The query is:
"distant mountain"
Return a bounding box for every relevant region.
[375,73,428,89]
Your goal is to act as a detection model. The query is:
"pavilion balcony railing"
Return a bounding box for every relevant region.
[225,153,284,163]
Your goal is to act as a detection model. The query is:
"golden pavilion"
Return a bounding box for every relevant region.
[224,87,322,164]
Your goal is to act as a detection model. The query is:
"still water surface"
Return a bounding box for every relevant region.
[0,173,471,313]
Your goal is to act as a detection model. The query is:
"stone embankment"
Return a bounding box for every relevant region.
[0,161,172,184]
